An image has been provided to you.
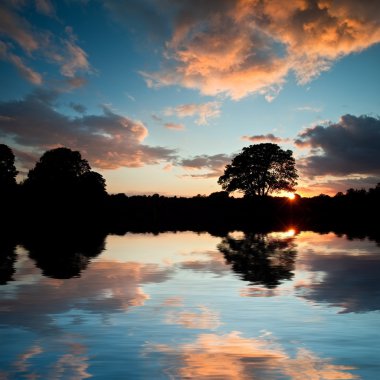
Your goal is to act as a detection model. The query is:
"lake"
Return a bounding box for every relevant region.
[1,229,379,379]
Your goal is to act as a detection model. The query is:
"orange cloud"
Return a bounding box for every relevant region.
[142,0,380,100]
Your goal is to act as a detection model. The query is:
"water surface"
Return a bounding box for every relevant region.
[1,230,379,379]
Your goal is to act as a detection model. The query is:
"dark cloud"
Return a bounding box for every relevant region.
[0,90,177,170]
[297,241,380,313]
[179,153,231,178]
[242,133,289,143]
[69,102,87,114]
[295,114,380,177]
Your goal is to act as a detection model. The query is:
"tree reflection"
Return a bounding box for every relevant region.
[0,239,17,284]
[218,232,297,288]
[22,230,107,279]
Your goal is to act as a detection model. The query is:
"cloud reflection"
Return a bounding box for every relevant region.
[146,331,358,379]
[0,258,173,330]
[166,305,221,330]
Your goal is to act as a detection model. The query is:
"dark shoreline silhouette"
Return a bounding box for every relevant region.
[1,144,379,285]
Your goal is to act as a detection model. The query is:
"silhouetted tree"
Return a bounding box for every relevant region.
[79,171,107,198]
[23,229,106,279]
[0,144,18,192]
[23,147,106,200]
[218,143,298,197]
[218,232,296,288]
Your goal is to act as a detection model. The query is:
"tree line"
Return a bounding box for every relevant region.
[1,143,379,233]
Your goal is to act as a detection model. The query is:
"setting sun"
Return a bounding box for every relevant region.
[286,228,296,237]
[288,193,296,200]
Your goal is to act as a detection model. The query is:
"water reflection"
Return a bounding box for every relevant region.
[146,331,358,379]
[0,239,17,284]
[218,231,296,288]
[22,230,107,279]
[0,229,379,379]
[295,232,380,313]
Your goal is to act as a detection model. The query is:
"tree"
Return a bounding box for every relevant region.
[218,143,298,197]
[23,147,106,199]
[0,144,18,190]
[25,147,91,191]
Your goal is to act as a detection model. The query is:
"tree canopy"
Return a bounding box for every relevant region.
[24,147,106,197]
[218,143,298,197]
[0,144,18,190]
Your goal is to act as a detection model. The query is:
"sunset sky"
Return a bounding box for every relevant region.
[1,0,380,196]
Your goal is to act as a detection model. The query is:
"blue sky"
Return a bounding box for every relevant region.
[1,0,380,196]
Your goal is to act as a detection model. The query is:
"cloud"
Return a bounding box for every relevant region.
[59,27,91,78]
[296,106,322,113]
[65,76,88,89]
[0,2,92,82]
[295,114,380,177]
[242,133,290,143]
[165,305,221,330]
[165,102,221,125]
[0,4,39,52]
[0,90,177,170]
[0,41,42,84]
[151,114,163,123]
[179,153,231,178]
[35,0,55,17]
[146,331,358,379]
[69,102,87,114]
[164,122,185,131]
[139,0,380,100]
[297,176,380,197]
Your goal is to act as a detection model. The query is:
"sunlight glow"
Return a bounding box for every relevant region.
[286,229,296,237]
[288,193,296,200]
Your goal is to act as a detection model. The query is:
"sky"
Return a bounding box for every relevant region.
[0,0,380,197]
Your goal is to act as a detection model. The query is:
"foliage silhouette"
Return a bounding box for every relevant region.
[218,232,297,288]
[22,229,107,279]
[0,144,18,192]
[20,147,107,218]
[0,239,17,285]
[218,143,298,197]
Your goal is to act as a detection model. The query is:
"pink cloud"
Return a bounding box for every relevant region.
[0,41,42,84]
[242,133,290,143]
[164,122,185,131]
[165,102,221,126]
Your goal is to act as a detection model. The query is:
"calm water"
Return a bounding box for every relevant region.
[0,230,379,379]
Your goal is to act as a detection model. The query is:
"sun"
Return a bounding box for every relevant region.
[288,193,296,200]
